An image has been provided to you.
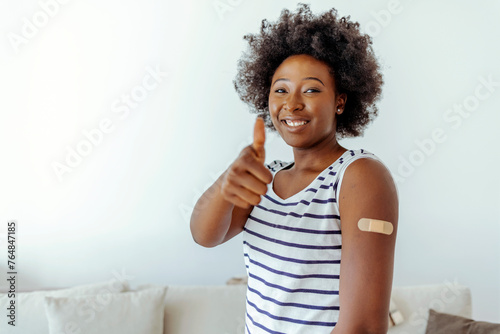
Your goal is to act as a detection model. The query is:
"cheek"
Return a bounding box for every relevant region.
[318,106,337,128]
[268,99,281,128]
[268,98,279,117]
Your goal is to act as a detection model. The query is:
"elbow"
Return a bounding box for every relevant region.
[189,221,220,248]
[192,235,220,248]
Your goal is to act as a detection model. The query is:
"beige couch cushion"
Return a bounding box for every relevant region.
[0,279,129,334]
[138,284,247,334]
[44,287,166,334]
[138,282,473,334]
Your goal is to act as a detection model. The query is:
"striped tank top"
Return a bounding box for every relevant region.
[242,148,381,334]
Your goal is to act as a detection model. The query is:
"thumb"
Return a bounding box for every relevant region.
[252,116,266,161]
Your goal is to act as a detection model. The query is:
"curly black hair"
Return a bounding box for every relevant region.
[233,3,383,138]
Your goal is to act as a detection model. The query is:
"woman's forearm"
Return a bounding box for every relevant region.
[189,170,235,247]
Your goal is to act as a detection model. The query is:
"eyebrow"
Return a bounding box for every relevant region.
[272,77,325,87]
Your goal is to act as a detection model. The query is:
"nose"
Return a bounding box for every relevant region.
[283,93,304,112]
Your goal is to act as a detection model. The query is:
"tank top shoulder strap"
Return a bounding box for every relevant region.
[265,160,294,173]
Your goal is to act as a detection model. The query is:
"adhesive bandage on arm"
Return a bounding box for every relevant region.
[357,218,393,235]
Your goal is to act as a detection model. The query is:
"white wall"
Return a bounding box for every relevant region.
[0,0,499,323]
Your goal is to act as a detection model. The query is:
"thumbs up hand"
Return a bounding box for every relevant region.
[220,117,273,209]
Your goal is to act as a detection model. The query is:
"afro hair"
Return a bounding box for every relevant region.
[233,3,384,138]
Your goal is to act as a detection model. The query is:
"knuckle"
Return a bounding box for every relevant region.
[220,186,231,199]
[225,167,235,178]
[226,167,240,180]
[252,195,262,206]
[265,172,273,184]
[241,153,254,165]
[234,158,249,172]
[237,199,250,209]
[239,146,253,158]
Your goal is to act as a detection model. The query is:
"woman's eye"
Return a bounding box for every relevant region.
[274,88,320,93]
[305,88,320,93]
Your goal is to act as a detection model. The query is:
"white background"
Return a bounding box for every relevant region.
[0,0,499,323]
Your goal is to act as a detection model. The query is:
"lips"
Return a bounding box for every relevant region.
[280,117,310,132]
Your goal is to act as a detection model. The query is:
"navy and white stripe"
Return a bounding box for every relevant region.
[242,149,381,334]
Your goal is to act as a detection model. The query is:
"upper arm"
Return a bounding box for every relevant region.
[334,157,399,333]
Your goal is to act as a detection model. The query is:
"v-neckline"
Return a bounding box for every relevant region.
[270,150,351,201]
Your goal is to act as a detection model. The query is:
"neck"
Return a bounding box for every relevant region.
[289,137,347,174]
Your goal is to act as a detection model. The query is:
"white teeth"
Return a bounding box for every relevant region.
[285,120,308,127]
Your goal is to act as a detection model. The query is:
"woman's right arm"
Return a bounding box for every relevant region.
[189,117,273,248]
[189,169,252,248]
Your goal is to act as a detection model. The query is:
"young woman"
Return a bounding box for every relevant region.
[190,4,398,334]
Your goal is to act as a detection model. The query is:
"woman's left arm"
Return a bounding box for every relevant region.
[331,157,399,334]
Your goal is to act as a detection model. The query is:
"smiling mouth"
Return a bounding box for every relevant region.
[281,120,310,127]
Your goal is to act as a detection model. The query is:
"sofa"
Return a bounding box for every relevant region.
[159,282,474,334]
[0,279,475,334]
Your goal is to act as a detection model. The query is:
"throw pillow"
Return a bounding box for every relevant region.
[0,279,128,334]
[425,308,500,334]
[44,286,167,334]
[137,284,248,334]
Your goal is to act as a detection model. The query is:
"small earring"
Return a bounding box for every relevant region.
[337,108,341,113]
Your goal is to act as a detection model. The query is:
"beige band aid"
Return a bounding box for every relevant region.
[358,218,393,235]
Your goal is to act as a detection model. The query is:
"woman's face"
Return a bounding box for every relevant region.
[268,54,345,149]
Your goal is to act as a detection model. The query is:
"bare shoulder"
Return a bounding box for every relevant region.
[339,157,399,223]
[341,157,397,197]
[343,157,395,190]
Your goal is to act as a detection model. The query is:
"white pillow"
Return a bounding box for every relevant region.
[44,286,167,334]
[136,284,248,334]
[0,279,129,334]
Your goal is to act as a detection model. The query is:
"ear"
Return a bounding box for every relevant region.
[336,93,347,114]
